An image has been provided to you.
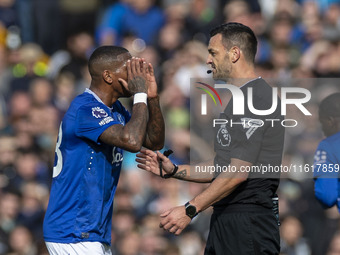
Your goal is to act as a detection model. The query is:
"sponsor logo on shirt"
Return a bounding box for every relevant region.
[99,117,114,126]
[112,147,123,165]
[92,107,108,119]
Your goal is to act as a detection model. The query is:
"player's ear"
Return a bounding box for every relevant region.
[230,46,240,63]
[103,70,113,84]
[327,116,340,135]
[329,116,339,127]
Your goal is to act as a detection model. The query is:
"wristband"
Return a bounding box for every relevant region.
[163,164,178,179]
[159,149,177,179]
[133,93,147,105]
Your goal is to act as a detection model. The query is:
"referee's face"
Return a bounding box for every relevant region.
[207,34,232,81]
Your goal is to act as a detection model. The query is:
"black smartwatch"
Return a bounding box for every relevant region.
[185,202,198,219]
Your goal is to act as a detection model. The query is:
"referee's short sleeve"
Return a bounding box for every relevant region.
[229,116,265,164]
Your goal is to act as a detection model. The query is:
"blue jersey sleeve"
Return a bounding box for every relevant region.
[115,100,131,123]
[75,103,121,143]
[313,140,339,208]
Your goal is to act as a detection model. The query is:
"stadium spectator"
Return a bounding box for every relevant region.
[8,225,37,255]
[327,231,340,255]
[97,0,165,46]
[280,215,311,255]
[0,188,21,254]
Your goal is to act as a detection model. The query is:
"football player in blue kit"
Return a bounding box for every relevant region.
[314,92,340,212]
[43,46,164,254]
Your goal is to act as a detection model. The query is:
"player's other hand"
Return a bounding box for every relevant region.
[118,57,148,95]
[136,149,175,176]
[141,58,158,98]
[159,206,191,235]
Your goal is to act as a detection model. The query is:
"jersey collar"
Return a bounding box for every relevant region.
[85,88,113,111]
[239,77,262,89]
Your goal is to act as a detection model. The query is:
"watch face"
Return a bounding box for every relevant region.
[186,205,197,218]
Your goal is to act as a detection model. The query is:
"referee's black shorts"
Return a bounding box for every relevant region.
[204,204,280,255]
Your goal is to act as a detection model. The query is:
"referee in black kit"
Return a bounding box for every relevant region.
[136,22,284,255]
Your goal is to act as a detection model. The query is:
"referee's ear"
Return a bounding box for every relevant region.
[230,46,241,63]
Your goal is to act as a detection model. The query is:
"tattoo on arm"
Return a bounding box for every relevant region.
[144,96,165,150]
[99,103,148,152]
[128,76,147,94]
[174,169,187,179]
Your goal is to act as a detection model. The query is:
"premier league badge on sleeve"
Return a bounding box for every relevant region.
[92,107,108,119]
[217,124,231,147]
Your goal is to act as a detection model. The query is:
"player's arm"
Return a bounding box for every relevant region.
[143,62,165,150]
[99,58,148,153]
[136,149,214,183]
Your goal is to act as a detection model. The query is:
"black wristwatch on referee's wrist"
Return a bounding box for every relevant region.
[185,202,198,219]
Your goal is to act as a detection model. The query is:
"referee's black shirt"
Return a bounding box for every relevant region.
[213,78,284,209]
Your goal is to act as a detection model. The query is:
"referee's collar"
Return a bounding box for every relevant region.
[239,77,262,89]
[85,88,113,111]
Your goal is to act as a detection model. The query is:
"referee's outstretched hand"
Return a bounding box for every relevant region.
[136,149,175,176]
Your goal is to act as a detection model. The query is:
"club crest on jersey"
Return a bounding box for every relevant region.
[217,124,231,146]
[92,107,108,119]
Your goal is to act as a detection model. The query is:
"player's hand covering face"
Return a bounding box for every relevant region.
[118,57,148,95]
[141,58,158,98]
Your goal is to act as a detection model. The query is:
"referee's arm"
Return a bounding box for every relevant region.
[136,149,215,183]
[158,158,250,235]
[189,158,250,213]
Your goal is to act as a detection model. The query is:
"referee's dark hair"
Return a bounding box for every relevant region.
[319,92,340,117]
[88,46,129,77]
[210,23,257,63]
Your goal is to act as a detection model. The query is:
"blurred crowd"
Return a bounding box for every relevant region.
[0,0,340,254]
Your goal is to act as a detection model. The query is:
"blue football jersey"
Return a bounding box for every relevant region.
[313,131,340,211]
[43,89,131,244]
